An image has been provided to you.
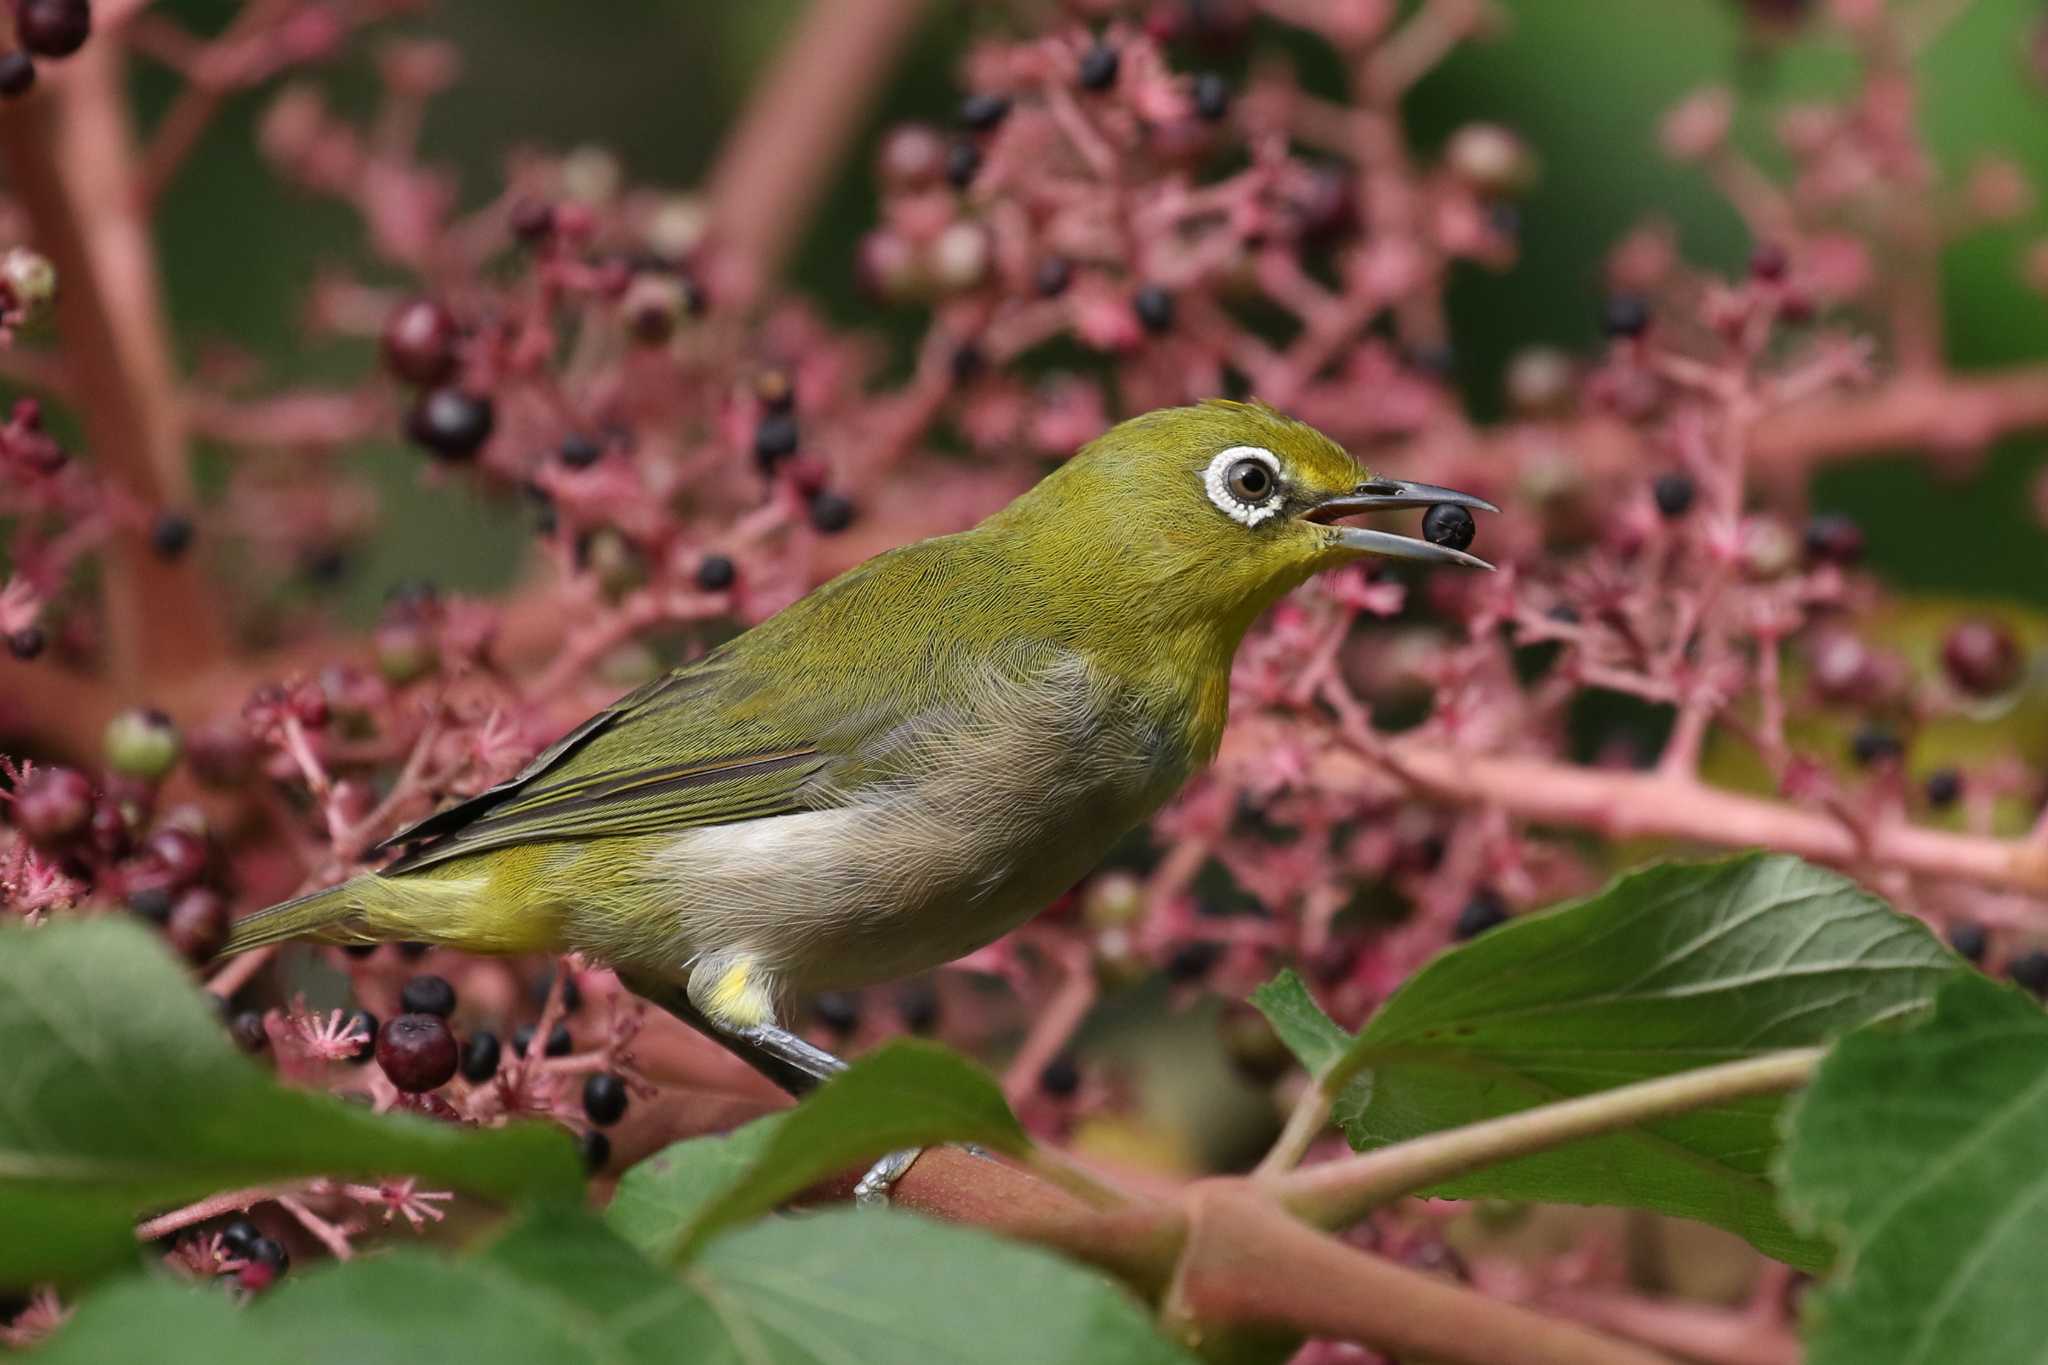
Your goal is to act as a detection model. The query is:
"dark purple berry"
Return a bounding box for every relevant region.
[1941,619,2023,698]
[406,388,494,461]
[1034,255,1073,297]
[557,434,602,469]
[579,1129,611,1173]
[400,974,456,1018]
[376,1012,458,1092]
[1925,768,1963,809]
[0,52,37,97]
[582,1072,628,1126]
[1849,724,1904,767]
[1603,293,1651,338]
[1454,890,1509,939]
[2009,949,2048,996]
[12,766,93,844]
[342,943,378,959]
[808,491,855,534]
[512,1021,573,1057]
[530,968,583,1013]
[508,198,555,244]
[943,140,982,189]
[246,1235,288,1274]
[959,92,1011,131]
[1077,43,1120,91]
[1803,513,1865,566]
[398,940,431,961]
[230,1010,269,1054]
[1750,242,1789,281]
[1651,473,1694,518]
[459,1029,502,1082]
[127,887,173,924]
[694,554,736,591]
[8,627,45,660]
[220,1219,261,1257]
[1948,919,1988,964]
[1192,71,1231,121]
[165,889,228,963]
[812,991,859,1036]
[150,512,194,560]
[17,0,90,58]
[897,982,940,1034]
[342,1009,378,1065]
[380,298,460,386]
[1133,285,1175,333]
[1422,504,1476,552]
[753,412,799,470]
[1038,1054,1080,1097]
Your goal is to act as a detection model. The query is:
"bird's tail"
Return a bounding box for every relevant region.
[218,878,371,957]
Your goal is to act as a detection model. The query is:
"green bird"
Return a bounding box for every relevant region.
[220,400,1492,1191]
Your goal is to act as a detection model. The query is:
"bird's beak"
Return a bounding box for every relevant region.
[1302,478,1499,570]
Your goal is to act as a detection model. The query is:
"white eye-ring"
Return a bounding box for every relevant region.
[1203,446,1285,527]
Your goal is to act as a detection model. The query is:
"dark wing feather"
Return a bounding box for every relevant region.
[375,661,829,875]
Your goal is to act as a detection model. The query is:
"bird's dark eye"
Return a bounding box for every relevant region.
[1225,458,1274,503]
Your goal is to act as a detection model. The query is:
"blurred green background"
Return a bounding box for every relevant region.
[136,0,2048,619]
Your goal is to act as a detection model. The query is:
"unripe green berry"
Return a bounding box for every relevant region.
[104,709,181,781]
[1,247,58,324]
[582,528,646,602]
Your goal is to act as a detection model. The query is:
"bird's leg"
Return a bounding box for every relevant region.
[618,962,926,1202]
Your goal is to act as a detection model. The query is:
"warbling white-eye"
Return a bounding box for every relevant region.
[220,400,1494,1193]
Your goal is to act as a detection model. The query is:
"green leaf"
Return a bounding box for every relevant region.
[0,918,580,1284]
[1782,973,2048,1365]
[1262,855,1960,1267]
[1249,969,1351,1075]
[688,1208,1197,1364]
[606,1112,788,1261]
[672,1039,1029,1257]
[40,1206,1195,1364]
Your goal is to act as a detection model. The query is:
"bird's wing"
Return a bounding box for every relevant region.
[375,657,833,875]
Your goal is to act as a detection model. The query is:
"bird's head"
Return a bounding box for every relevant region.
[991,400,1496,634]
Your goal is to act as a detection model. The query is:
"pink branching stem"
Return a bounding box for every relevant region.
[1001,937,1097,1109]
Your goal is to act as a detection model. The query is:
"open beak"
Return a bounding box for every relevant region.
[1302,478,1499,571]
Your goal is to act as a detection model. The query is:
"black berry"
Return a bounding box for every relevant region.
[1165,940,1222,982]
[1948,919,1988,965]
[1193,71,1231,121]
[1849,724,1904,767]
[8,627,44,660]
[398,941,431,961]
[342,1009,378,1064]
[557,434,603,469]
[459,1029,502,1082]
[1651,473,1695,519]
[1038,1054,1080,1098]
[1077,43,1120,91]
[400,974,456,1018]
[897,982,940,1034]
[508,198,555,244]
[342,943,378,959]
[17,0,90,58]
[579,1128,612,1173]
[1034,255,1073,297]
[380,298,459,386]
[127,886,173,924]
[1925,767,1963,809]
[943,139,981,191]
[1133,285,1175,334]
[959,92,1011,131]
[1803,513,1865,566]
[376,1012,459,1092]
[1454,891,1510,939]
[150,512,194,559]
[1749,242,1789,281]
[220,1219,261,1257]
[1602,293,1651,338]
[531,967,583,1013]
[230,1010,269,1054]
[2010,948,2048,996]
[949,341,986,382]
[0,52,37,98]
[246,1235,288,1274]
[695,553,736,591]
[808,491,855,534]
[406,388,494,461]
[166,889,227,963]
[1421,504,1476,552]
[512,1021,573,1057]
[812,990,859,1036]
[582,1072,629,1126]
[753,412,799,470]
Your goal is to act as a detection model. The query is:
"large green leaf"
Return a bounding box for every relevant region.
[605,1112,788,1261]
[1254,855,1960,1266]
[38,1205,1195,1364]
[1781,973,2048,1365]
[0,918,579,1284]
[669,1039,1030,1257]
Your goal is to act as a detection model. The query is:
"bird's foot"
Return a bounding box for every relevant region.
[852,1143,995,1206]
